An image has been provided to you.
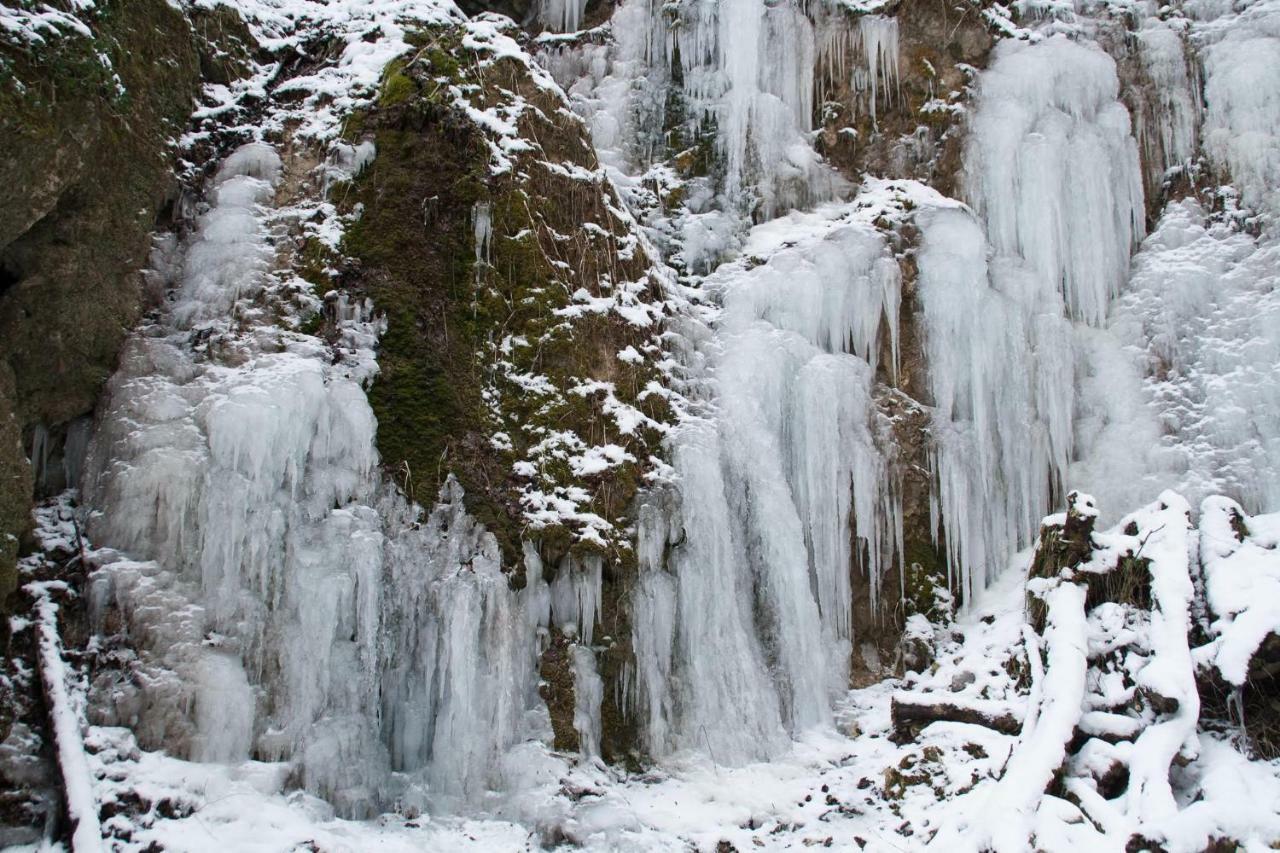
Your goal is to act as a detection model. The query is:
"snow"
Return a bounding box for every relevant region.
[185,0,462,142]
[1198,496,1280,686]
[928,579,1087,852]
[1115,494,1201,836]
[0,0,95,44]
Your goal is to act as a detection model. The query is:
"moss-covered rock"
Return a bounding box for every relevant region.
[539,630,581,752]
[342,24,669,579]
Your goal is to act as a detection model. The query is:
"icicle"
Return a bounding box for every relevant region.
[472,201,492,289]
[80,141,548,817]
[1136,22,1200,174]
[539,0,590,33]
[549,553,603,645]
[670,0,838,217]
[378,482,546,809]
[964,35,1144,326]
[189,649,255,763]
[859,14,899,126]
[916,205,1075,595]
[1200,20,1280,218]
[571,645,604,758]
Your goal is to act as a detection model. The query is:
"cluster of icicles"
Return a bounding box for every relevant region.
[68,0,1280,822]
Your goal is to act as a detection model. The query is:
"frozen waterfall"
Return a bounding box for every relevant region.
[630,210,903,759]
[964,35,1145,328]
[78,141,558,817]
[47,0,1280,835]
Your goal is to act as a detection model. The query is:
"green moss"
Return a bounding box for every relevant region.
[340,93,510,548]
[378,59,418,107]
[295,237,337,290]
[901,557,951,622]
[423,46,461,80]
[296,312,325,337]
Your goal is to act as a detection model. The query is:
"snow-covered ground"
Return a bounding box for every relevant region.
[11,532,1264,852]
[12,556,1022,853]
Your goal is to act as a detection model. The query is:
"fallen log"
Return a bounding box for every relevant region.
[890,694,1022,743]
[31,583,103,853]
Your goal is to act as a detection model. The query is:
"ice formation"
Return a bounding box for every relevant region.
[544,0,904,219]
[630,210,902,759]
[915,205,1071,594]
[77,140,556,817]
[816,12,901,126]
[539,0,589,32]
[1134,19,1200,178]
[1101,200,1280,513]
[964,35,1145,327]
[14,0,1280,846]
[1198,0,1280,218]
[673,0,836,216]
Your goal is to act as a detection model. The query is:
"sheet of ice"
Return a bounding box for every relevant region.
[1198,1,1280,218]
[1102,199,1280,514]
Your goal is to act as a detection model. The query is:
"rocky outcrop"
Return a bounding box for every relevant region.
[816,0,993,198]
[339,23,670,576]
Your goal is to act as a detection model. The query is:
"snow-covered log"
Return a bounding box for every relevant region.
[927,578,1088,851]
[1196,495,1280,758]
[30,582,102,853]
[890,694,1021,742]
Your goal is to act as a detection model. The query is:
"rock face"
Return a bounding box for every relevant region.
[815,0,992,198]
[0,0,222,602]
